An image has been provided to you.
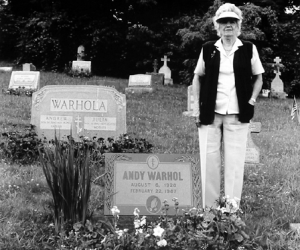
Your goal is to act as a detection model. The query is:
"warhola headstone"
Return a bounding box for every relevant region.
[104,153,201,215]
[31,85,126,141]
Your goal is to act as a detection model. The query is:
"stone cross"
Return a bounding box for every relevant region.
[273,57,282,76]
[75,115,83,134]
[161,55,170,67]
[153,59,158,73]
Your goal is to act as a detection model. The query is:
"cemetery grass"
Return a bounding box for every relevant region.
[0,72,300,249]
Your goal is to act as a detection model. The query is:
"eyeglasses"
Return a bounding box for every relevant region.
[217,18,238,24]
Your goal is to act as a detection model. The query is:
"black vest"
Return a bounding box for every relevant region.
[199,40,254,125]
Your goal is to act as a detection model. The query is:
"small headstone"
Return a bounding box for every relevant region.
[261,89,270,98]
[104,153,201,215]
[72,61,91,74]
[125,74,154,94]
[0,67,12,72]
[31,85,126,141]
[77,45,86,61]
[270,57,287,99]
[183,85,196,116]
[159,55,173,85]
[245,121,261,165]
[8,71,40,91]
[23,63,36,71]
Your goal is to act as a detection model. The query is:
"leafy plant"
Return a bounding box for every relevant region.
[52,197,258,249]
[0,125,42,165]
[2,87,36,97]
[39,136,92,233]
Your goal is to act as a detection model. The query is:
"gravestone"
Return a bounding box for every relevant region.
[245,121,261,165]
[31,85,126,141]
[183,85,195,116]
[125,74,154,94]
[261,89,270,98]
[77,45,86,61]
[0,67,12,72]
[270,57,287,99]
[23,63,36,71]
[8,71,40,91]
[146,59,164,85]
[104,153,201,215]
[72,61,91,74]
[159,55,173,85]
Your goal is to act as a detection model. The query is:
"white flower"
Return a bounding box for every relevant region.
[153,224,165,237]
[157,239,167,247]
[115,230,124,238]
[216,206,228,214]
[172,197,178,202]
[133,207,140,216]
[140,216,146,226]
[135,228,143,235]
[134,216,146,228]
[227,198,239,213]
[111,206,120,216]
[134,220,140,228]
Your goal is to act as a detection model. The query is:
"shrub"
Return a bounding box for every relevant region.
[0,125,42,165]
[0,125,153,165]
[50,197,258,250]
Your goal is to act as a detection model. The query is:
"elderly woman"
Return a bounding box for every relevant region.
[193,3,264,207]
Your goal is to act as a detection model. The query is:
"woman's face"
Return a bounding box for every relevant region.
[217,18,239,38]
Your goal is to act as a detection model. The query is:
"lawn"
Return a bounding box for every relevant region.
[0,70,300,249]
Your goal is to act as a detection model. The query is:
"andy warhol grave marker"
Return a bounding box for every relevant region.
[31,85,126,141]
[8,71,40,91]
[104,153,201,215]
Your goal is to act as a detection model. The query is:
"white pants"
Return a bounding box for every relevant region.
[204,113,249,207]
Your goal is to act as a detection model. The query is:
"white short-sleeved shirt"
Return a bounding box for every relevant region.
[194,38,265,115]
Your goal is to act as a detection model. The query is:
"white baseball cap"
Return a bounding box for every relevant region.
[216,11,240,21]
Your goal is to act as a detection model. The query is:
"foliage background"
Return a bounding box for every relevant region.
[1,0,300,93]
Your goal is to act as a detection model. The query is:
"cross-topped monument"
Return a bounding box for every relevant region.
[273,57,282,76]
[158,55,173,85]
[270,56,287,99]
[161,55,170,67]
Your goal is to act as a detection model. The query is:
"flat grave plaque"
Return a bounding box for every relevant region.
[128,74,152,87]
[104,153,201,216]
[8,71,40,90]
[72,61,91,73]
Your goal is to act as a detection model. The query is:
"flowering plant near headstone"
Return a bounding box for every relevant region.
[50,197,257,250]
[2,86,35,96]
